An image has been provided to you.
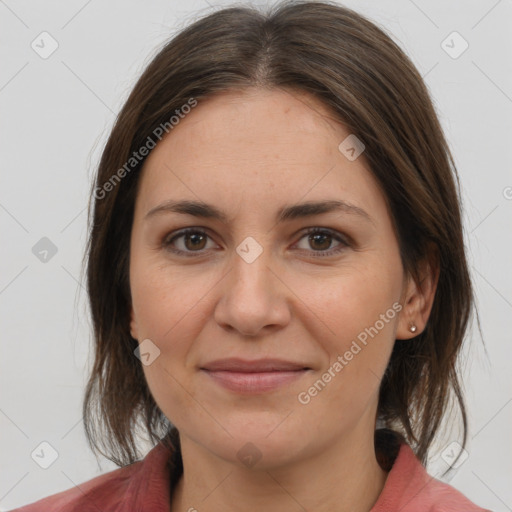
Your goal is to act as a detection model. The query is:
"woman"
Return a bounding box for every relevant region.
[11,1,492,510]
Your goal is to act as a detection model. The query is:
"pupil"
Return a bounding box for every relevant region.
[187,233,205,250]
[311,233,330,250]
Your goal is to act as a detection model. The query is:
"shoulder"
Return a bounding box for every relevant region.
[372,440,493,512]
[8,442,174,512]
[8,464,139,512]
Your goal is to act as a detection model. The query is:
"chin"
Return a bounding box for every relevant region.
[205,420,308,471]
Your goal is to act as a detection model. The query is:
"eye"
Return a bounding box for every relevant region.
[294,227,349,257]
[163,228,217,255]
[163,227,349,258]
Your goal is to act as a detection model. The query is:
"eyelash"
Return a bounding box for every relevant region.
[162,227,350,258]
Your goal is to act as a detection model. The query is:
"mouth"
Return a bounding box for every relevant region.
[199,358,312,394]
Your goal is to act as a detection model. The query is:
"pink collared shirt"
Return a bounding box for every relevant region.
[10,441,492,511]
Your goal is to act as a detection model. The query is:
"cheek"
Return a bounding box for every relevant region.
[301,257,401,338]
[130,254,209,341]
[130,262,208,428]
[295,256,402,393]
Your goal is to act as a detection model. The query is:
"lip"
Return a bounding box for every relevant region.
[200,358,312,394]
[201,368,310,394]
[200,357,311,372]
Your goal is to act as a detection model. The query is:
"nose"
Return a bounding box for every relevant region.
[213,246,291,337]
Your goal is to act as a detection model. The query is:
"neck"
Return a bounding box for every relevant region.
[170,420,389,512]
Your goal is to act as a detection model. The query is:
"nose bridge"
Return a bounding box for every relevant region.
[231,234,275,298]
[214,233,289,335]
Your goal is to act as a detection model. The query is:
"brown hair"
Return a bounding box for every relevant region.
[82,0,475,470]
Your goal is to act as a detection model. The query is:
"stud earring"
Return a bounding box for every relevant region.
[409,324,417,333]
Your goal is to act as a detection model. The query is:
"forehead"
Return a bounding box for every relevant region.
[156,88,349,162]
[136,87,383,220]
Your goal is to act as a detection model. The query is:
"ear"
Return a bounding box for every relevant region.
[396,251,439,340]
[130,306,139,341]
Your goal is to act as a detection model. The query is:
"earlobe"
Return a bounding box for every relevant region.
[396,255,439,340]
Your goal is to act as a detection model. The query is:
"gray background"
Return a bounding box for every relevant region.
[1,0,511,510]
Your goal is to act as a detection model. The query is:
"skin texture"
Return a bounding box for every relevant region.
[129,87,437,512]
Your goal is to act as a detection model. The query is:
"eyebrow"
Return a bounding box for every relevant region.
[145,199,373,225]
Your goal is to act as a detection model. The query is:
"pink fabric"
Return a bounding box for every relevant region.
[369,444,492,511]
[9,441,173,512]
[10,441,492,511]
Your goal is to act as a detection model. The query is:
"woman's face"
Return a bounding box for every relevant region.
[129,87,415,468]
